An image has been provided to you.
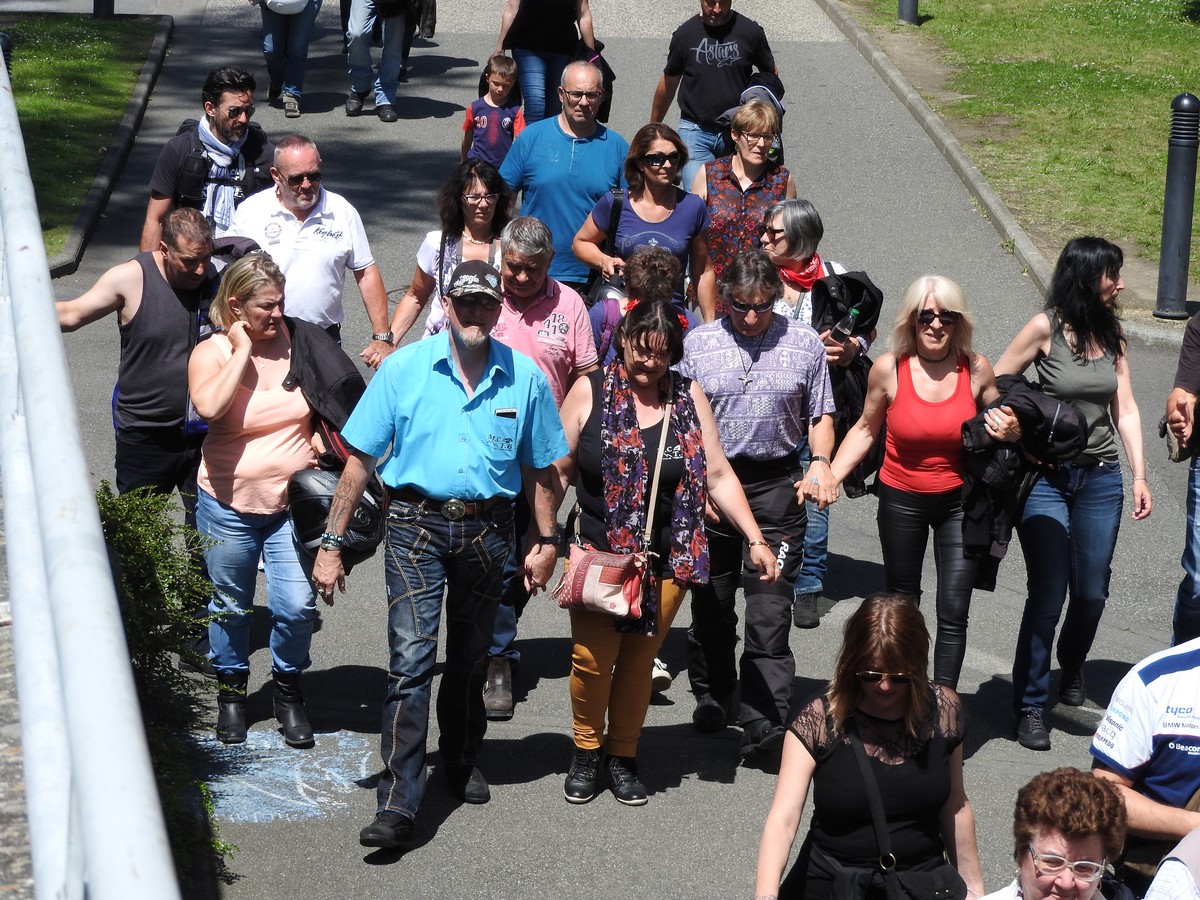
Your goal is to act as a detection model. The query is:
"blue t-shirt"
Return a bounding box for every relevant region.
[499,118,629,284]
[465,97,525,168]
[589,187,710,306]
[340,332,568,499]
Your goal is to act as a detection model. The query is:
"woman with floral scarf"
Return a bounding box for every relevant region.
[549,299,776,807]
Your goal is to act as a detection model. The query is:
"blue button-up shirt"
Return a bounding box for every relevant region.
[341,332,568,499]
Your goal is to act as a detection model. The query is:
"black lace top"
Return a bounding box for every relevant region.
[789,685,965,870]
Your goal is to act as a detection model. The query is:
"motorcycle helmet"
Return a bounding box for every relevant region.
[288,468,388,572]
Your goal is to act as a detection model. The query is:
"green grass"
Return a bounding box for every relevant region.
[853,0,1200,281]
[1,14,157,257]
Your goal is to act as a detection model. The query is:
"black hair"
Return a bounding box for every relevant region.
[201,66,256,108]
[436,160,513,240]
[1047,236,1125,360]
[612,299,685,366]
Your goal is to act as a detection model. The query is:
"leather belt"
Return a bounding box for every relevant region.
[390,487,507,521]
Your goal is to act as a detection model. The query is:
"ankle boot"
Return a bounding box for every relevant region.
[273,670,314,748]
[216,672,249,744]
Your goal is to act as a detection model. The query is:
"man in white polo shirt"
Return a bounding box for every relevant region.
[229,133,394,368]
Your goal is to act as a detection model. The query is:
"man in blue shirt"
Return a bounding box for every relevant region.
[312,260,568,851]
[499,61,628,295]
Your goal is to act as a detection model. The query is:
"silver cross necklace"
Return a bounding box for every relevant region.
[735,331,769,389]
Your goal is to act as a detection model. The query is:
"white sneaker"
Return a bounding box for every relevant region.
[651,657,672,693]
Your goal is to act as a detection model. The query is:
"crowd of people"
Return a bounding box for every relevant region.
[52,0,1200,896]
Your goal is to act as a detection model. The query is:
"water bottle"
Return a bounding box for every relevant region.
[831,307,860,343]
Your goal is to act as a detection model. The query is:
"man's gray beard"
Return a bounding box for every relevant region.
[453,325,488,352]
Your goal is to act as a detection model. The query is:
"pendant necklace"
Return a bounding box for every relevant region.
[736,331,769,389]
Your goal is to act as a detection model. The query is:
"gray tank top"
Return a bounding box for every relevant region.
[1034,325,1118,462]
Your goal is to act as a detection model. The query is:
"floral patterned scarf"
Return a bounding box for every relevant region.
[600,361,709,636]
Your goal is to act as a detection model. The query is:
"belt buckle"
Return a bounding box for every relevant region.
[441,498,467,521]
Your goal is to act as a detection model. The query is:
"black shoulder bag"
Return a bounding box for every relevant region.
[847,724,967,900]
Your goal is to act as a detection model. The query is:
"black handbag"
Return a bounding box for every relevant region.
[848,725,968,900]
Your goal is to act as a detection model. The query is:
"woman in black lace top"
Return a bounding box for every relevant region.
[755,594,985,900]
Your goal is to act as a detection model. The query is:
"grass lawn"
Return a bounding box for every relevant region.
[1,14,157,258]
[848,0,1200,282]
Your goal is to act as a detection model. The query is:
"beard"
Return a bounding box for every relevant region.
[452,323,489,352]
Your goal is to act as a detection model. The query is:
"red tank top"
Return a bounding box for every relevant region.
[879,355,975,494]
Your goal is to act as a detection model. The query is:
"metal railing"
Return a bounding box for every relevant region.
[0,58,181,900]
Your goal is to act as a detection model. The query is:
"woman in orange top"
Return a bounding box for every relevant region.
[827,276,1020,689]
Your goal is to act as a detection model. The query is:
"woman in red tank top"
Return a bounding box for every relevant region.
[824,275,1021,688]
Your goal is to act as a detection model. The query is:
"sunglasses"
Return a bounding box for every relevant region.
[856,671,913,684]
[730,298,776,314]
[283,170,322,188]
[451,293,501,311]
[642,152,682,168]
[762,225,786,242]
[1026,847,1106,883]
[916,309,961,327]
[222,104,255,120]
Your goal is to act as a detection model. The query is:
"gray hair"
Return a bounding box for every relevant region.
[500,216,555,259]
[560,60,603,89]
[766,198,824,263]
[718,250,783,306]
[274,133,319,165]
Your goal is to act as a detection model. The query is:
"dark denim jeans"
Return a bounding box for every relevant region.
[375,498,513,819]
[1175,454,1200,644]
[1012,460,1123,712]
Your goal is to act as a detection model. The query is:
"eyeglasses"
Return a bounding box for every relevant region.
[1026,847,1106,883]
[562,89,603,103]
[629,344,670,362]
[739,131,776,145]
[856,671,913,684]
[222,104,255,120]
[642,152,682,168]
[916,309,961,327]
[451,292,501,311]
[462,192,500,205]
[762,224,786,242]
[283,170,322,188]
[730,297,776,314]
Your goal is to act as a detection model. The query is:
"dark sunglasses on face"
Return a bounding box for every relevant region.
[856,671,913,684]
[451,293,501,311]
[730,297,776,314]
[223,104,255,120]
[283,171,322,188]
[916,309,961,327]
[642,151,682,168]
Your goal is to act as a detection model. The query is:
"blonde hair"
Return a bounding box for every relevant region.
[890,274,975,360]
[208,253,286,330]
[730,98,780,138]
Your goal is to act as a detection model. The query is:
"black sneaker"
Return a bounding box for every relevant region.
[345,90,368,116]
[793,592,821,629]
[740,719,786,758]
[1058,666,1086,707]
[606,755,647,806]
[359,811,416,849]
[1016,707,1051,751]
[376,103,399,123]
[444,765,490,804]
[564,747,601,804]
[692,694,727,733]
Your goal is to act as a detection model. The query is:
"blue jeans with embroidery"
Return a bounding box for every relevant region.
[375,499,513,819]
[511,48,569,123]
[1011,460,1123,712]
[260,0,323,99]
[677,119,732,194]
[197,489,316,676]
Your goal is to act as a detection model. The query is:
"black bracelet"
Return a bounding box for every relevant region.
[810,455,831,466]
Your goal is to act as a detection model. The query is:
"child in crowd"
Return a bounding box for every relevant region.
[461,54,525,167]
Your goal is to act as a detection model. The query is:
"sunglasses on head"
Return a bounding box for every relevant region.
[730,297,776,314]
[856,671,913,684]
[283,170,322,188]
[916,309,961,327]
[451,292,501,311]
[642,151,682,168]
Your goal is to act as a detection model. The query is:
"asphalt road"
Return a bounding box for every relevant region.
[19,0,1198,896]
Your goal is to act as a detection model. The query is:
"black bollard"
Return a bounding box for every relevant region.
[1155,93,1200,320]
[0,33,12,72]
[899,0,918,25]
[93,0,115,17]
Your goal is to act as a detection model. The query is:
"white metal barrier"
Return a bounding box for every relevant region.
[0,58,181,900]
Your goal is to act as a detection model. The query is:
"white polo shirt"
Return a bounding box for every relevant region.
[230,186,374,328]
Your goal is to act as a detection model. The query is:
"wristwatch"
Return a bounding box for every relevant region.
[372,331,395,344]
[535,534,559,546]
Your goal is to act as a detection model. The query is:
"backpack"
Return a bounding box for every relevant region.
[174,118,270,208]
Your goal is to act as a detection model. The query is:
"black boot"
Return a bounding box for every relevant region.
[216,672,249,744]
[273,670,315,748]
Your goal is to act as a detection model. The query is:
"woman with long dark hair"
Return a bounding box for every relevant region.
[388,159,514,342]
[996,236,1152,752]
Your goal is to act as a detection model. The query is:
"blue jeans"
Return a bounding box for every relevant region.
[488,492,532,661]
[1012,460,1123,712]
[1175,456,1200,645]
[511,48,569,123]
[678,119,732,194]
[347,0,406,106]
[260,0,323,99]
[376,499,513,819]
[197,489,317,676]
[793,439,830,596]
